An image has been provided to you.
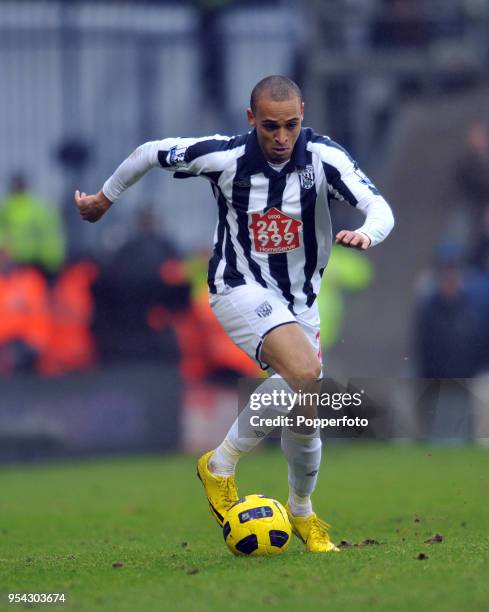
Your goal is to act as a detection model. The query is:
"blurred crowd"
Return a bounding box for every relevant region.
[0,174,262,381]
[415,120,489,380]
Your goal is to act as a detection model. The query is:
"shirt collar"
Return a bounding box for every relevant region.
[244,128,308,177]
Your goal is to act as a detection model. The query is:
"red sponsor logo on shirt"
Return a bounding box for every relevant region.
[249,207,302,254]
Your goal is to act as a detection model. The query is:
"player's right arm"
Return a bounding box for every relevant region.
[74,135,232,222]
[74,189,112,223]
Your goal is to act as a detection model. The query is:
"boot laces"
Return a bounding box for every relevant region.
[218,475,238,507]
[309,515,332,542]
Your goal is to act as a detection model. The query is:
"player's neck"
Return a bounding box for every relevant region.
[267,159,289,172]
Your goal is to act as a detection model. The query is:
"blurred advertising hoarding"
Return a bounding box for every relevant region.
[0,362,181,462]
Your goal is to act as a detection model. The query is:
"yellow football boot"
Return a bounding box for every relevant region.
[196,450,239,527]
[286,504,340,553]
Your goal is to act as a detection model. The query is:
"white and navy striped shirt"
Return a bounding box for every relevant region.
[103,128,394,314]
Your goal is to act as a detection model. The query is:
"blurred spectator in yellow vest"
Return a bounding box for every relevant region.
[317,245,373,350]
[0,174,66,274]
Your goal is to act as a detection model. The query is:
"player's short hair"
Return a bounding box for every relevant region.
[250,75,302,114]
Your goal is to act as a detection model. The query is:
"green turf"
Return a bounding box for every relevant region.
[0,444,488,611]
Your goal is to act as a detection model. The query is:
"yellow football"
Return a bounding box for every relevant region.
[223,494,292,556]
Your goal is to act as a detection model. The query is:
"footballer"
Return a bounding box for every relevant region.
[75,75,394,553]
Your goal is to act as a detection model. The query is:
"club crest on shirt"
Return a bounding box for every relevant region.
[167,145,187,168]
[298,164,315,190]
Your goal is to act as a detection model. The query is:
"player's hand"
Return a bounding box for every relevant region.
[74,190,112,223]
[335,230,371,250]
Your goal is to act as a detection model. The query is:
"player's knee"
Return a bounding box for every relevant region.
[283,357,322,387]
[299,361,322,381]
[298,357,322,381]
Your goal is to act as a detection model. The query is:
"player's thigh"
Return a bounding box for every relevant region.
[260,323,321,385]
[209,284,295,369]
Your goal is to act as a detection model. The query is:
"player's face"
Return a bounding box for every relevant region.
[247,95,304,164]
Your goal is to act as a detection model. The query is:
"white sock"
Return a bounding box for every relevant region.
[288,491,313,518]
[209,438,241,476]
[281,426,322,517]
[209,374,295,476]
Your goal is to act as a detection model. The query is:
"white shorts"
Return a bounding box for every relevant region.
[209,283,321,370]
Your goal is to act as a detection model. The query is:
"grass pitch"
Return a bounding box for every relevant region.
[1,444,488,611]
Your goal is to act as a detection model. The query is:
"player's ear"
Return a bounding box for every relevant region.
[300,101,304,120]
[246,107,256,127]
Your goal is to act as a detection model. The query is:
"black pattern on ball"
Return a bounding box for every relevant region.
[223,521,231,541]
[235,534,259,555]
[269,529,290,548]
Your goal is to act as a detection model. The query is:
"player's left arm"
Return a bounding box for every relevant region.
[318,141,395,250]
[339,169,395,250]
